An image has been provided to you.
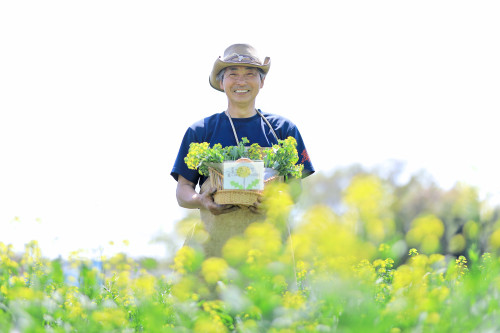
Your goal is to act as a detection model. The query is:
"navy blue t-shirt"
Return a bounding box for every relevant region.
[171,110,314,186]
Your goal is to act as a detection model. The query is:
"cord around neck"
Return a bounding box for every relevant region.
[225,109,280,145]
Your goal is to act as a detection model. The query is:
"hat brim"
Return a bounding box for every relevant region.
[209,57,271,92]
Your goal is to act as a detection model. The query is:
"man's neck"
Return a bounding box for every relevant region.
[226,105,257,118]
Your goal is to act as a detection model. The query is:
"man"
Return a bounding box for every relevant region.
[171,44,314,257]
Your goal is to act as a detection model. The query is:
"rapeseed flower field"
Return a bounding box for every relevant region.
[2,176,500,332]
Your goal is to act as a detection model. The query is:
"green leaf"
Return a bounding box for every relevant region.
[246,178,260,190]
[230,181,244,189]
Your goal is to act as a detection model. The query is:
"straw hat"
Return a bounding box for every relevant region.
[209,44,271,92]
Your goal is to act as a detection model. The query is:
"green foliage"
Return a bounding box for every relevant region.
[301,163,500,262]
[184,141,224,177]
[262,136,303,179]
[230,181,244,190]
[246,178,260,190]
[184,138,255,177]
[2,168,500,332]
[184,136,303,178]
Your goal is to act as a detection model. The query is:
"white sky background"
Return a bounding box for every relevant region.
[1,1,499,259]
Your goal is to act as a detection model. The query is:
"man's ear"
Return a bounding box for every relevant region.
[219,79,225,91]
[260,76,265,88]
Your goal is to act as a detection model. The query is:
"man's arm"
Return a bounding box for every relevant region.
[176,175,240,215]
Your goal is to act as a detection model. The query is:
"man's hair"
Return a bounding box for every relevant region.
[216,68,266,84]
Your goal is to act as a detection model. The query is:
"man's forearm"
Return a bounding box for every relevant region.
[176,184,203,209]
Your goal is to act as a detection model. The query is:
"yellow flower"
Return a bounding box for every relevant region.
[272,275,288,292]
[282,291,306,310]
[392,265,412,290]
[201,257,229,285]
[91,308,128,329]
[426,312,440,324]
[171,275,198,301]
[464,220,479,240]
[0,242,8,254]
[244,222,282,263]
[489,228,500,250]
[406,215,444,254]
[194,317,228,333]
[236,166,251,178]
[116,270,131,289]
[0,255,18,270]
[430,286,450,302]
[429,254,445,265]
[222,236,250,266]
[172,246,202,274]
[132,273,156,297]
[378,243,390,252]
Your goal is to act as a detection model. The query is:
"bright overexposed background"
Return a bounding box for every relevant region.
[1,1,499,259]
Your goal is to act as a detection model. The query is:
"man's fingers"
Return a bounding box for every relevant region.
[248,206,263,214]
[248,201,264,214]
[222,205,240,213]
[210,203,239,215]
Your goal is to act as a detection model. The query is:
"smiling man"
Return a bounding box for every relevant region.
[171,44,314,257]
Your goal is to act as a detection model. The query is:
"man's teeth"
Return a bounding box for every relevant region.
[235,90,249,93]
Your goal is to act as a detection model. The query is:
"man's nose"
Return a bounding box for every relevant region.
[235,75,246,84]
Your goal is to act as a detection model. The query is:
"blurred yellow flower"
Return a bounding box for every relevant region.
[132,273,156,297]
[448,234,466,254]
[222,236,250,266]
[194,317,228,333]
[426,312,440,324]
[201,257,229,285]
[406,215,444,254]
[172,246,202,274]
[464,220,479,240]
[282,291,306,309]
[8,286,40,301]
[429,254,445,265]
[379,243,390,253]
[91,308,128,329]
[172,275,199,301]
[116,270,131,289]
[489,228,500,250]
[236,165,251,178]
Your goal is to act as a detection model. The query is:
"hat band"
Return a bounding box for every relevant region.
[222,53,262,65]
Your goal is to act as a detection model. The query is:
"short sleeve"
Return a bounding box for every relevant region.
[171,128,201,184]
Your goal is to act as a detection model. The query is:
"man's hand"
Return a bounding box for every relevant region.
[200,187,240,215]
[248,194,265,215]
[176,176,238,215]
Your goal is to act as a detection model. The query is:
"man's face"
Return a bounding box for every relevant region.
[219,66,265,106]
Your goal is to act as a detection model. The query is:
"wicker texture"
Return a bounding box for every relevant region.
[208,167,224,190]
[208,166,283,206]
[213,190,261,206]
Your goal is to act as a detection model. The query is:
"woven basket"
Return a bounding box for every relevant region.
[213,189,261,206]
[208,166,283,206]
